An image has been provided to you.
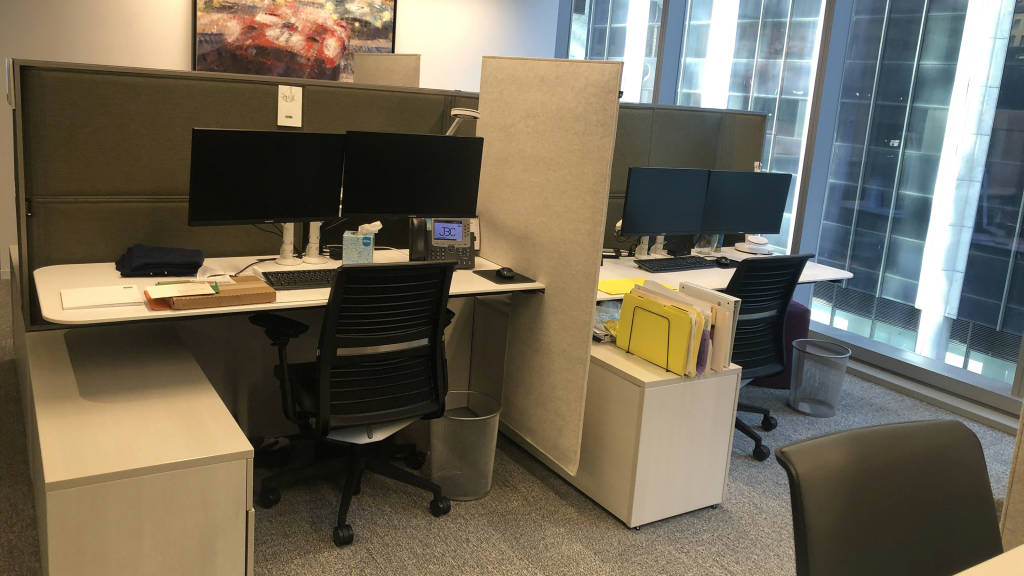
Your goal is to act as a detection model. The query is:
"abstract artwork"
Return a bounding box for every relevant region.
[194,1,396,81]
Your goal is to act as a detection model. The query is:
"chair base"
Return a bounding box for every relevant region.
[332,442,451,547]
[256,438,450,547]
[735,402,777,461]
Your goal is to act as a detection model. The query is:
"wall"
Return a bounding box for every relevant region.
[395,0,560,91]
[1,0,193,274]
[0,0,561,273]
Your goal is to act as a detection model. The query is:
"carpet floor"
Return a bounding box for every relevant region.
[0,279,1014,575]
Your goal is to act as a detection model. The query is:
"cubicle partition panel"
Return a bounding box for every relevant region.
[352,53,422,88]
[603,105,767,249]
[9,61,468,329]
[476,57,622,476]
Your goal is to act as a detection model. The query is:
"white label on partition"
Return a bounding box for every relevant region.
[277,85,302,127]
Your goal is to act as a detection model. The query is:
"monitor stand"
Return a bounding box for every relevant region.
[302,221,328,264]
[635,235,670,259]
[649,234,670,257]
[276,223,302,266]
[734,234,772,255]
[634,235,650,258]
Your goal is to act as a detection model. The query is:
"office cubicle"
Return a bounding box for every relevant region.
[9,61,765,329]
[603,105,766,250]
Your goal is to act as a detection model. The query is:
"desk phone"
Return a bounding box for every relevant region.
[410,218,475,269]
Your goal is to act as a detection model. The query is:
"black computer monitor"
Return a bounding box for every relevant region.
[620,167,709,235]
[700,171,792,234]
[341,131,483,217]
[188,129,345,226]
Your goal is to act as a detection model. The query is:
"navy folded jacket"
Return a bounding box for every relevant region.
[115,244,205,277]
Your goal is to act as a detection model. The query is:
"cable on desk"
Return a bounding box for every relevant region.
[232,258,277,277]
[251,224,282,238]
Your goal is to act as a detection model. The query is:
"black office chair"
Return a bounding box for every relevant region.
[722,253,811,461]
[250,261,456,547]
[776,420,1003,576]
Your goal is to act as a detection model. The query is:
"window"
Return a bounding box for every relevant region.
[813,0,1023,397]
[676,0,828,252]
[569,0,664,103]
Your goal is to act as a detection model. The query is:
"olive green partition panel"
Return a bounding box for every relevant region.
[11,61,470,329]
[603,104,766,249]
[11,61,764,329]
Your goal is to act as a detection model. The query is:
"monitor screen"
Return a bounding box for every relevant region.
[700,171,792,234]
[621,167,709,235]
[188,129,345,226]
[341,131,483,217]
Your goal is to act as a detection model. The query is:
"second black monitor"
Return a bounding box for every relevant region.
[342,131,483,218]
[621,167,709,235]
[700,171,792,235]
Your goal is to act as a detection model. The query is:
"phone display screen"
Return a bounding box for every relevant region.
[433,221,463,242]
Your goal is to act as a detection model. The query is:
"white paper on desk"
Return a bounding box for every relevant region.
[60,285,145,310]
[144,283,217,299]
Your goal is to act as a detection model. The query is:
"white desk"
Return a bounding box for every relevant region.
[34,250,544,325]
[596,255,853,301]
[20,322,253,576]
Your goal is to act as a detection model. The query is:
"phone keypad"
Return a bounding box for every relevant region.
[429,246,475,270]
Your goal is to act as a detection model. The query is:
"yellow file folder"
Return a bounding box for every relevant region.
[616,291,704,377]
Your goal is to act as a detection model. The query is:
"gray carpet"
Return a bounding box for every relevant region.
[0,278,1014,575]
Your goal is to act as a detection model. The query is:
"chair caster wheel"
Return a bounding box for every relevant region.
[404,451,427,470]
[258,486,281,509]
[752,444,771,462]
[761,415,778,431]
[333,524,354,547]
[430,496,451,517]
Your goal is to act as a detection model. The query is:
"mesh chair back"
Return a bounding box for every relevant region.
[776,420,1002,576]
[723,254,811,379]
[317,261,455,430]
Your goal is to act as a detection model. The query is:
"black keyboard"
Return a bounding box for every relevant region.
[635,256,717,273]
[262,268,337,290]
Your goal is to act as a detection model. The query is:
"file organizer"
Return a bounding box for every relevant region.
[616,287,704,377]
[615,281,737,376]
[677,281,740,372]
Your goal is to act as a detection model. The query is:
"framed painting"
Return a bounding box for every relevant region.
[193,0,397,82]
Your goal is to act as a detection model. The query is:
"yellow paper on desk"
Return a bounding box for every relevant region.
[598,277,675,295]
[616,290,703,376]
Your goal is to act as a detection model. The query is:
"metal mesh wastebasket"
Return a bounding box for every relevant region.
[430,391,501,501]
[789,339,852,417]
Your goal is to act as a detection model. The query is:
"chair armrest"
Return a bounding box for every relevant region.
[250,312,309,345]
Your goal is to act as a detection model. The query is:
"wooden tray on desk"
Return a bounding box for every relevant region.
[169,276,275,310]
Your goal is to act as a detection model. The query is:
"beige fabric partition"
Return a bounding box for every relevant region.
[352,53,421,87]
[476,57,622,475]
[1002,423,1024,547]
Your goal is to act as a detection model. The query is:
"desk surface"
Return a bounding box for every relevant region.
[35,250,545,325]
[28,325,253,490]
[596,254,852,301]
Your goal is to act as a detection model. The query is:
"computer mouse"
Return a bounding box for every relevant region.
[497,267,516,280]
[716,256,733,267]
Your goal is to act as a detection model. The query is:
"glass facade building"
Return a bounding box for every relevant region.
[676,0,826,249]
[569,0,664,103]
[812,0,1023,394]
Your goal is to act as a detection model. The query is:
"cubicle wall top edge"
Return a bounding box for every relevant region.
[618,101,768,119]
[9,59,479,100]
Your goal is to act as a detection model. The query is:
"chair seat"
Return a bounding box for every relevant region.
[326,417,420,445]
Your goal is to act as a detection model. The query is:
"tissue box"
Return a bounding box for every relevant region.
[343,232,374,264]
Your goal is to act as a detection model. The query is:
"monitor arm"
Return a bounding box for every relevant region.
[276,223,302,266]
